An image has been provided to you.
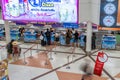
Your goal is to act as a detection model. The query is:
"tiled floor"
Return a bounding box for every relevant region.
[115,73,120,78]
[0,41,120,80]
[11,52,53,69]
[56,71,83,80]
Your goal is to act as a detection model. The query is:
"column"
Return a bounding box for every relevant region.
[86,21,92,52]
[4,21,11,43]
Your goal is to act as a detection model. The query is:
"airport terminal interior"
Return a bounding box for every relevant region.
[0,0,120,80]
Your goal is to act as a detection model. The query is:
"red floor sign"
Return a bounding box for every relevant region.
[94,51,108,76]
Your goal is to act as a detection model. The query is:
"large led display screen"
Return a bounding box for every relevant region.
[100,0,120,28]
[2,0,78,23]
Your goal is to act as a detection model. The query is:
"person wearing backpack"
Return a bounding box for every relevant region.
[6,39,14,60]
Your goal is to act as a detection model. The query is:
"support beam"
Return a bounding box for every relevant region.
[86,21,92,52]
[4,21,11,43]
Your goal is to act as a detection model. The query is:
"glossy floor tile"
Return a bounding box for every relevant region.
[11,52,53,69]
[115,73,120,78]
[0,41,120,80]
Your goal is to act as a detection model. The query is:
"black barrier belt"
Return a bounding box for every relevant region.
[23,44,36,54]
[21,48,85,55]
[31,55,86,80]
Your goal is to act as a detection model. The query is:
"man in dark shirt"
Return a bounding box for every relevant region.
[74,30,79,47]
[45,28,51,45]
[92,33,96,49]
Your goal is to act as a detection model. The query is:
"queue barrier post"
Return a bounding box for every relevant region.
[45,51,49,65]
[49,49,53,60]
[22,44,36,64]
[54,44,57,54]
[30,48,33,58]
[45,48,49,65]
[66,55,70,69]
[72,47,76,58]
[23,53,27,64]
[36,41,39,52]
[37,43,38,50]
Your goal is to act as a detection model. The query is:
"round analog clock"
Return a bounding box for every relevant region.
[106,0,115,2]
[104,3,116,15]
[103,16,115,27]
[98,53,108,63]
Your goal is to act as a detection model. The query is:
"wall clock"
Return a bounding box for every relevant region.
[104,3,116,15]
[103,16,115,27]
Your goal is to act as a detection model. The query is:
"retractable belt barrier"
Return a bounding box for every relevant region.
[23,44,37,64]
[66,46,76,69]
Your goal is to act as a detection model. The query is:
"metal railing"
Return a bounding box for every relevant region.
[22,44,37,64]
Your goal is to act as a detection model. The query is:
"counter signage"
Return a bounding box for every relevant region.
[63,23,79,28]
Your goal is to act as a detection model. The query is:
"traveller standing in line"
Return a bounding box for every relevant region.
[83,34,86,50]
[60,31,66,45]
[92,33,96,49]
[72,28,75,34]
[66,29,72,46]
[50,28,55,45]
[6,39,14,60]
[71,33,74,47]
[54,32,59,47]
[74,30,79,47]
[45,28,51,45]
[40,31,46,46]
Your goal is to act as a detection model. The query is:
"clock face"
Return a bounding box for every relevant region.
[103,16,115,27]
[104,3,116,15]
[106,0,115,2]
[98,53,108,62]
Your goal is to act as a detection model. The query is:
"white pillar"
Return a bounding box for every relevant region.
[4,21,11,43]
[86,21,92,52]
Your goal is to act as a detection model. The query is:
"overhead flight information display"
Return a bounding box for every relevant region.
[100,0,120,28]
[2,0,78,23]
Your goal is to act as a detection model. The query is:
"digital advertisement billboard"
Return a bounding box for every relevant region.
[2,0,78,23]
